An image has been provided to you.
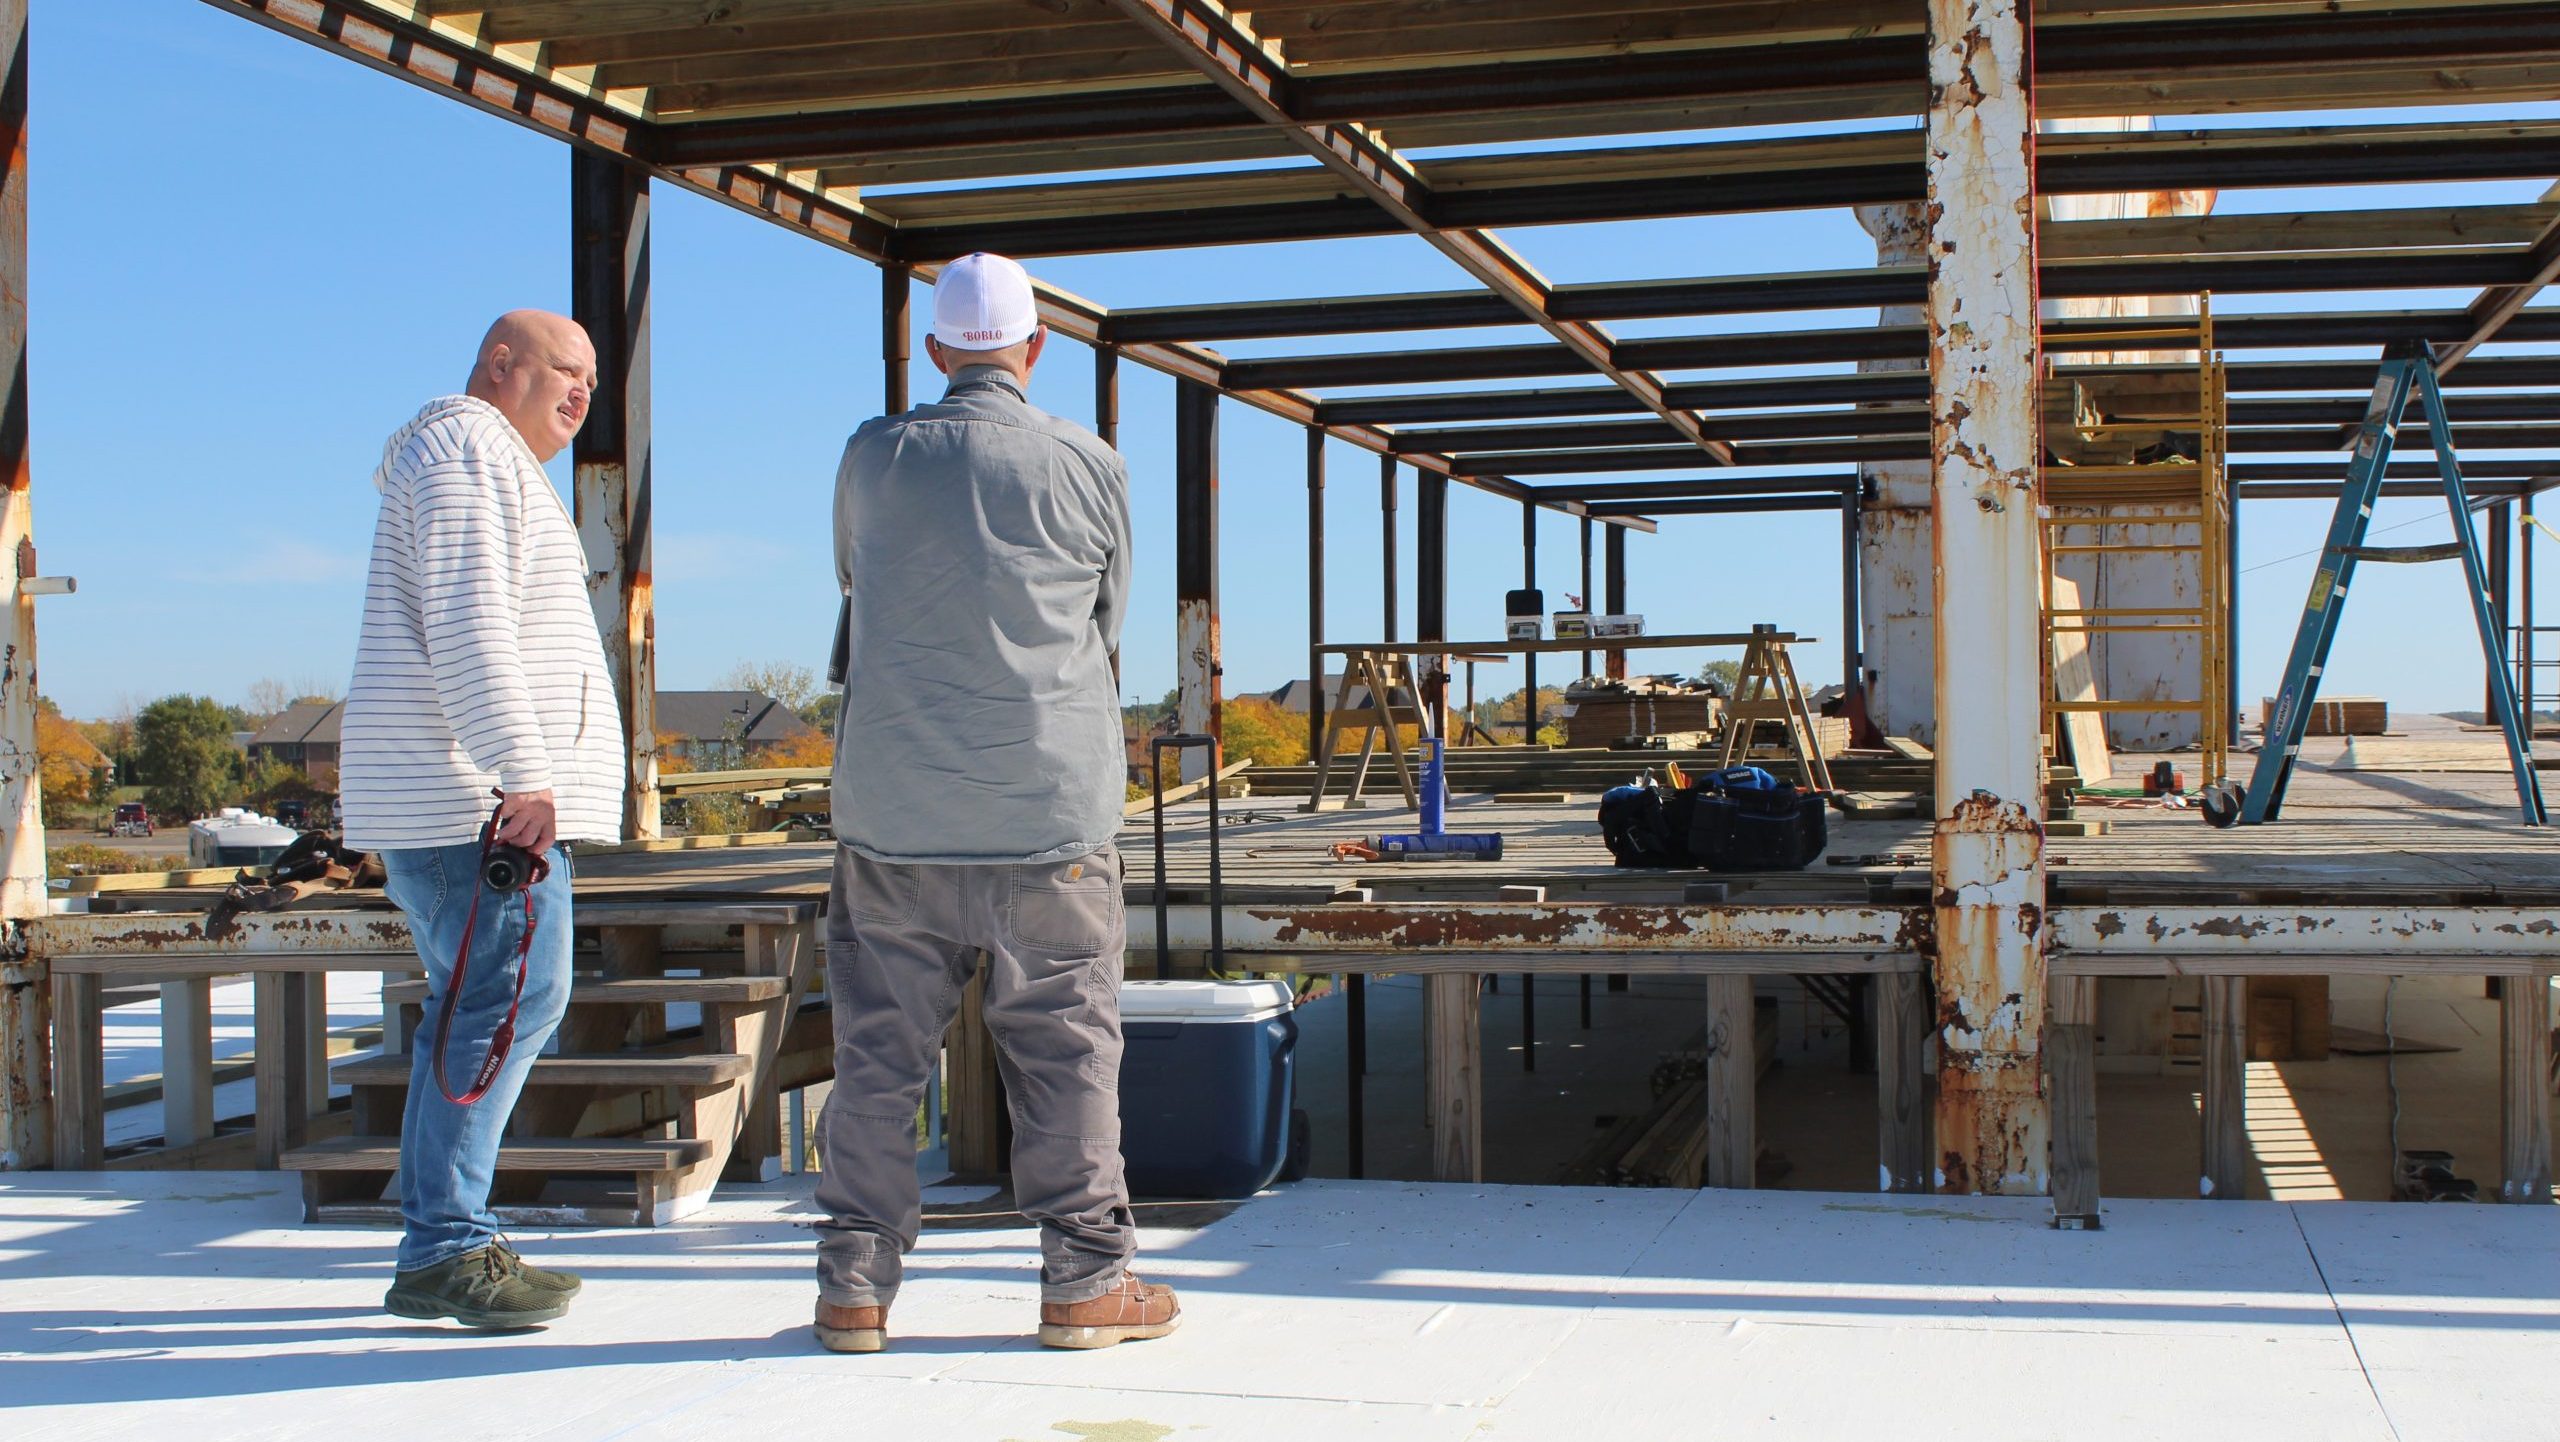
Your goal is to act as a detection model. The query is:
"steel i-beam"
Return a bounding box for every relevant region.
[1103,0,1735,466]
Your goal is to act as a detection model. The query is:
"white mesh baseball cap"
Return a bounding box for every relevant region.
[933,252,1039,351]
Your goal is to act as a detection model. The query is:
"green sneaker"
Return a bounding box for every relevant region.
[386,1244,572,1329]
[490,1238,583,1296]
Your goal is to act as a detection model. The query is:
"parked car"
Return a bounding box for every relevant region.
[274,799,308,830]
[108,802,153,838]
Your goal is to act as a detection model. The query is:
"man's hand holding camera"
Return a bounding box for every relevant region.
[492,787,558,855]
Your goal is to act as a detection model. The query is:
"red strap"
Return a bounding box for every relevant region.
[432,819,546,1106]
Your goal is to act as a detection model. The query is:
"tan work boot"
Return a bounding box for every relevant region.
[814,1298,888,1353]
[1037,1273,1181,1350]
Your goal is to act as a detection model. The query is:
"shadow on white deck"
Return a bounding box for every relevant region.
[5,1173,2556,1441]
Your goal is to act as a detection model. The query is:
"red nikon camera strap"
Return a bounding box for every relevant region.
[431,808,552,1107]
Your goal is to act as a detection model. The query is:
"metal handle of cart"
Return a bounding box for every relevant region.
[1148,733,1224,978]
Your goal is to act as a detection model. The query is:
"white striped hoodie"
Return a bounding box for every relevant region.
[339,395,624,851]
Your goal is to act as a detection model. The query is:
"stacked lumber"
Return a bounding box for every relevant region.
[1561,1001,1777,1189]
[1557,675,1723,749]
[2264,695,2387,736]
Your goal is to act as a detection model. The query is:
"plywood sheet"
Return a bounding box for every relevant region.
[2051,574,2116,786]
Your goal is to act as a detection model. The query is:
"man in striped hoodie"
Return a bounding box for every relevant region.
[340,310,624,1330]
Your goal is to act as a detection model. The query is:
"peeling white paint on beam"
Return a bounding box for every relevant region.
[1926,0,2048,1197]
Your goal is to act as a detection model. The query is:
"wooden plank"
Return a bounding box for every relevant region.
[48,953,421,977]
[1127,951,1923,976]
[379,975,788,1006]
[2500,976,2554,1203]
[2048,574,2115,786]
[2050,975,2103,1227]
[1875,970,1930,1193]
[1422,970,1482,1183]
[1704,973,1756,1189]
[159,978,215,1148]
[251,972,312,1170]
[49,971,103,1170]
[1123,756,1254,817]
[2199,975,2250,1200]
[947,966,1006,1177]
[729,920,815,1182]
[333,1052,752,1087]
[282,1134,715,1170]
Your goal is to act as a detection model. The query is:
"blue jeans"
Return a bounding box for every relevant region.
[381,840,574,1271]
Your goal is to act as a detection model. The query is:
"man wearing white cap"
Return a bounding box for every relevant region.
[812,252,1172,1354]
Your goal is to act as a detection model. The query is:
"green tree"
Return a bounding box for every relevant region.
[799,691,842,737]
[132,695,242,821]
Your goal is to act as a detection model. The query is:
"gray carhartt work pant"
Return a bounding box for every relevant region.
[814,842,1136,1308]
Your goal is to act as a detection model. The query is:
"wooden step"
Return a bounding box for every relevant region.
[282,1134,714,1172]
[335,1051,752,1089]
[379,975,787,1008]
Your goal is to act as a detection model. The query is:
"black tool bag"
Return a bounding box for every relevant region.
[1599,781,1702,868]
[1688,778,1828,872]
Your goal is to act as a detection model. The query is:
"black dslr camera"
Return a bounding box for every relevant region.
[478,790,549,893]
[482,840,541,893]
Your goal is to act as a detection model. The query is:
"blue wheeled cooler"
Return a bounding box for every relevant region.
[1116,979,1301,1199]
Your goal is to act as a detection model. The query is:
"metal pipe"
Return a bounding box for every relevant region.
[1307,427,1326,761]
[1093,341,1118,449]
[1381,453,1399,642]
[1924,0,2047,1198]
[2491,502,2514,719]
[2525,493,2539,719]
[0,0,43,1171]
[572,151,659,841]
[1579,517,1595,681]
[1843,480,1866,705]
[1604,523,1629,681]
[1417,472,1449,736]
[1522,500,1539,742]
[883,263,910,415]
[1175,379,1222,781]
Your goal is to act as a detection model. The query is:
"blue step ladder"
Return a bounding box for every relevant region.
[2202,342,2545,828]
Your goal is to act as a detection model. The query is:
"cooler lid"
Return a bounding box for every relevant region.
[1120,978,1294,1021]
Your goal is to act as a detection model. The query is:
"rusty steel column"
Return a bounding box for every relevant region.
[1578,517,1594,681]
[1603,522,1628,681]
[1306,426,1325,760]
[1175,377,1221,781]
[1417,471,1448,735]
[1925,0,2048,1197]
[0,0,43,1171]
[571,152,657,840]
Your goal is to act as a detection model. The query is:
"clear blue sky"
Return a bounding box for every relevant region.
[25,2,2559,722]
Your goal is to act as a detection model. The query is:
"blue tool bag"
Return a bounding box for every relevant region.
[1688,770,1828,872]
[1597,768,1828,871]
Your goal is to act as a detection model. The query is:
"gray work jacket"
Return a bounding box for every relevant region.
[829,365,1134,864]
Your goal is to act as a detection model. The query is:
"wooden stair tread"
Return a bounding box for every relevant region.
[283,1135,713,1171]
[379,975,786,1007]
[336,1052,753,1087]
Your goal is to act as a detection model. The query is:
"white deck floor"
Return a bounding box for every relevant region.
[7,1172,2557,1441]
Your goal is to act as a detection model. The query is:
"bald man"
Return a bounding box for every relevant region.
[340,310,625,1329]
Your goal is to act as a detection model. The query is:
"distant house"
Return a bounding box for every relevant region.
[656,690,820,767]
[246,701,344,788]
[244,692,821,784]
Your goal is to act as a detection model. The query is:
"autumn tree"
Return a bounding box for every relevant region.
[35,707,107,811]
[1216,696,1309,768]
[754,730,835,769]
